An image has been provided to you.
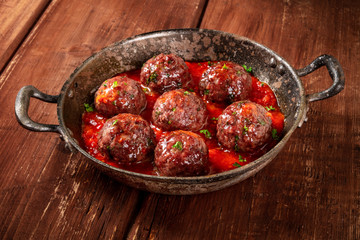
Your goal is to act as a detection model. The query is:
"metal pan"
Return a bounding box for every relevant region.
[15,29,345,195]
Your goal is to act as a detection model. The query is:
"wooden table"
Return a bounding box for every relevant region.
[1,0,359,239]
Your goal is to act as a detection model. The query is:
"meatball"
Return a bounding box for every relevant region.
[140,53,193,93]
[155,130,209,177]
[94,75,146,116]
[199,61,252,103]
[152,89,207,131]
[98,114,155,164]
[217,101,272,152]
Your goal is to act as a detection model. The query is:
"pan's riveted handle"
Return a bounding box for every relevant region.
[15,85,60,133]
[296,54,345,102]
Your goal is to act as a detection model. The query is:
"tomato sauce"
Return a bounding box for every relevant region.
[81,61,284,175]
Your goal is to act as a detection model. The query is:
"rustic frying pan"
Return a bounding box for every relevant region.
[15,29,344,195]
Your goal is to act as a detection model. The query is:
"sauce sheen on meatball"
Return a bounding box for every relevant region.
[155,130,209,177]
[199,61,252,103]
[217,101,272,152]
[140,53,193,93]
[98,113,155,165]
[94,76,147,117]
[152,89,208,131]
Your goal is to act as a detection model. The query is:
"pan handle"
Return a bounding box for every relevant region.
[295,54,345,102]
[15,85,61,133]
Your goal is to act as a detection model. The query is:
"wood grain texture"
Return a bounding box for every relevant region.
[127,0,360,239]
[0,0,359,239]
[0,0,205,238]
[0,0,50,71]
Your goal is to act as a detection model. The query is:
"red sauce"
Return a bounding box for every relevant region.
[81,61,284,175]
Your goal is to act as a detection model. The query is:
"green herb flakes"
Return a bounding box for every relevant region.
[172,141,183,150]
[238,155,246,162]
[233,162,241,168]
[200,129,211,139]
[112,119,118,125]
[243,125,249,134]
[272,129,279,140]
[147,72,158,84]
[84,103,94,112]
[258,119,266,126]
[242,65,252,73]
[265,106,276,111]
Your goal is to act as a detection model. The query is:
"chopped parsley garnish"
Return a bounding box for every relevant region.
[242,65,252,73]
[130,94,134,99]
[208,61,213,66]
[172,141,183,150]
[234,135,240,152]
[233,155,246,168]
[258,119,266,125]
[243,125,249,134]
[147,72,158,84]
[112,81,118,88]
[232,112,237,115]
[200,129,211,139]
[233,162,241,168]
[168,120,172,124]
[222,64,229,69]
[260,82,265,87]
[112,119,118,125]
[265,106,276,111]
[183,91,190,95]
[238,155,246,162]
[211,117,218,121]
[84,103,94,112]
[272,129,279,140]
[204,89,210,95]
[172,107,176,112]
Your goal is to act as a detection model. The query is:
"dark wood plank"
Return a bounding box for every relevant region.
[128,0,360,239]
[0,0,50,71]
[0,0,205,238]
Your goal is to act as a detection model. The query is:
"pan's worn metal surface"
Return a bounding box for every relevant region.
[15,29,345,195]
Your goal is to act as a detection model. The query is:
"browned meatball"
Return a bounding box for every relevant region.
[155,130,209,176]
[199,61,252,103]
[152,89,207,131]
[217,101,272,152]
[98,114,155,164]
[94,76,146,116]
[140,53,193,93]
